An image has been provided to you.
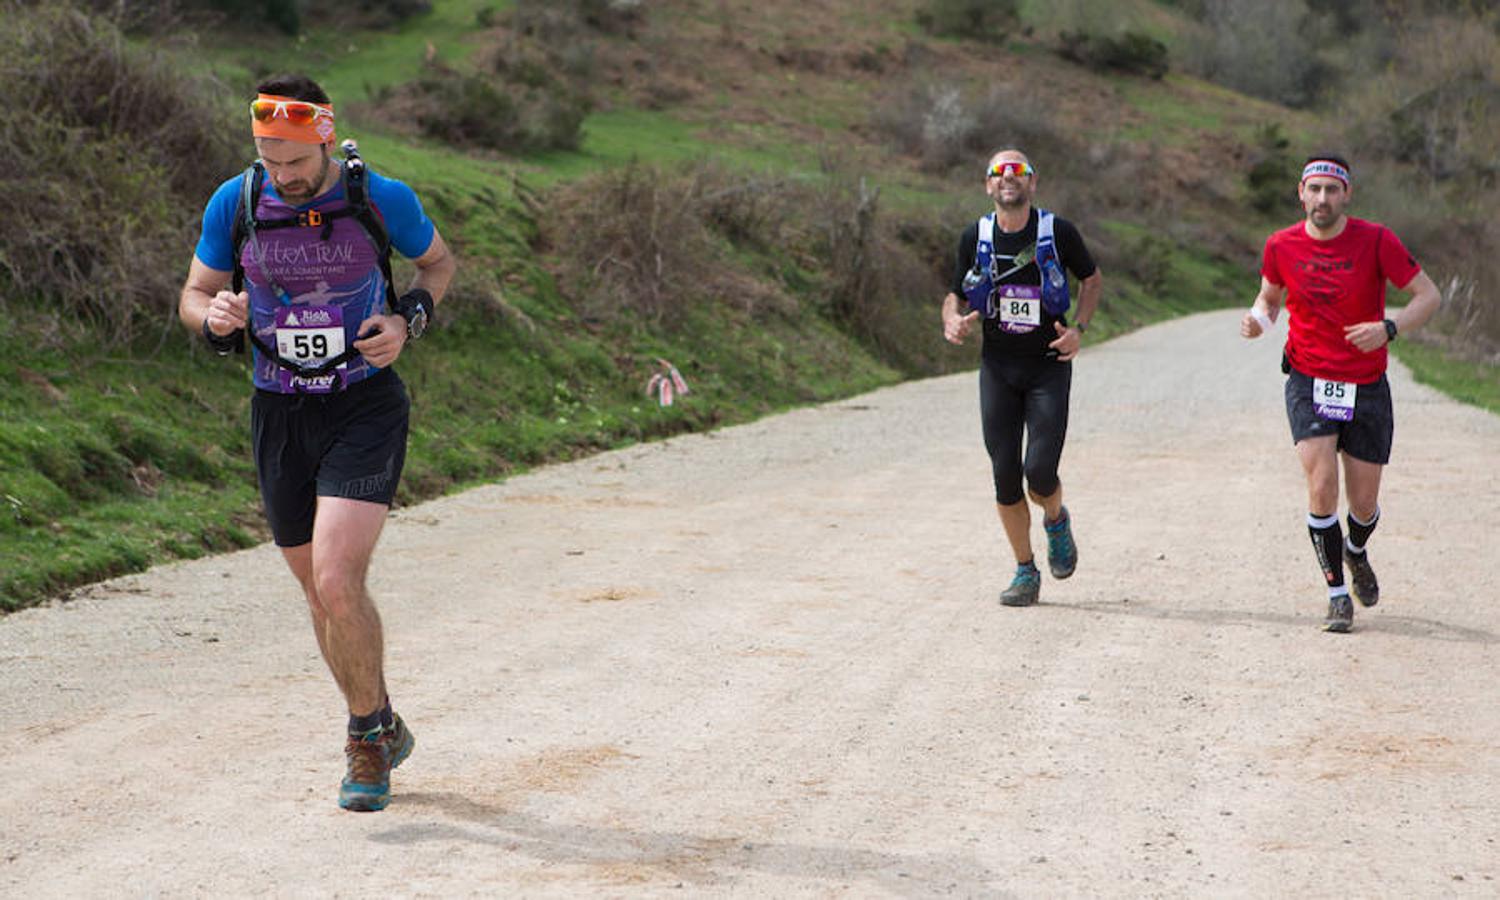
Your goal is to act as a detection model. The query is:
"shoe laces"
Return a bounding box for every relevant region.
[345,732,392,783]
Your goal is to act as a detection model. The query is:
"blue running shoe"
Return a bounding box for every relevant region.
[339,713,415,812]
[1044,507,1077,580]
[1000,562,1041,607]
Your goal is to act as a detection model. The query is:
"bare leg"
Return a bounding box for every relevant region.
[291,497,392,717]
[996,500,1033,564]
[1296,436,1341,516]
[1028,484,1064,525]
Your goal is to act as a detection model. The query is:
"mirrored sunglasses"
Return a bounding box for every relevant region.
[986,161,1035,178]
[250,98,334,126]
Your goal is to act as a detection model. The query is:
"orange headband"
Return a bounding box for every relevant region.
[250,94,336,145]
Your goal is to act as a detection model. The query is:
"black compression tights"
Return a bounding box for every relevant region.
[979,352,1072,505]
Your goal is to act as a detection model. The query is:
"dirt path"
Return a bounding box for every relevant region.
[3,309,1497,897]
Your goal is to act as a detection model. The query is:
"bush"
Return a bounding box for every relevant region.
[871,78,1064,173]
[541,159,957,375]
[1245,124,1299,214]
[390,65,588,154]
[1184,0,1331,107]
[0,2,240,345]
[1056,29,1169,79]
[914,0,1019,41]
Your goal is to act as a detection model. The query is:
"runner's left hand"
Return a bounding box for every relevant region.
[353,313,408,368]
[1049,321,1082,361]
[1343,320,1388,353]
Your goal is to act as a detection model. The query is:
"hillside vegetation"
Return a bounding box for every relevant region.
[2,0,1496,610]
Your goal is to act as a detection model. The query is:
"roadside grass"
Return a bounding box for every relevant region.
[1392,342,1500,415]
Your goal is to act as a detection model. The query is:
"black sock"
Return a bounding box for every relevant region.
[1307,513,1345,590]
[1346,508,1380,555]
[349,706,383,736]
[379,696,394,731]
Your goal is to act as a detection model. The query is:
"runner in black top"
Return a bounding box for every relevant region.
[941,149,1102,607]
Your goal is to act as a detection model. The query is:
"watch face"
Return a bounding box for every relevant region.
[407,309,427,339]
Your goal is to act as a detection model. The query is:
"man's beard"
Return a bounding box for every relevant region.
[997,189,1028,210]
[1310,206,1338,228]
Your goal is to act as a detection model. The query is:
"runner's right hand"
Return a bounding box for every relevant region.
[1239,311,1263,339]
[206,290,249,336]
[945,310,980,345]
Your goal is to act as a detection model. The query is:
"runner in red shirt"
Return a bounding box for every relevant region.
[1240,155,1442,632]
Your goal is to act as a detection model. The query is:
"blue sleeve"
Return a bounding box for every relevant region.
[193,174,246,272]
[368,172,437,260]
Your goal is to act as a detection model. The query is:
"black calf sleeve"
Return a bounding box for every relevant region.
[1307,513,1345,588]
[1347,507,1379,553]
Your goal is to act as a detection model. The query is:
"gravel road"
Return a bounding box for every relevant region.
[3,308,1497,897]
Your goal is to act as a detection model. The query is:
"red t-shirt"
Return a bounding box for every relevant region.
[1261,217,1422,383]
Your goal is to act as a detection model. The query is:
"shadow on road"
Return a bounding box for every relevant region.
[1045,599,1498,645]
[372,792,1005,897]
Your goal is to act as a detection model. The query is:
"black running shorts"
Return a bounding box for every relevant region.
[251,369,411,547]
[1283,368,1393,465]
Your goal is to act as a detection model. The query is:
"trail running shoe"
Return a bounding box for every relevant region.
[1000,563,1042,607]
[339,713,415,812]
[1344,547,1379,608]
[1323,594,1354,633]
[1044,507,1077,580]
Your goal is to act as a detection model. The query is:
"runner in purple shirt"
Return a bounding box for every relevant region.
[178,73,456,813]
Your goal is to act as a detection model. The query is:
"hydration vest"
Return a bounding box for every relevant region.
[227,143,397,386]
[961,209,1071,319]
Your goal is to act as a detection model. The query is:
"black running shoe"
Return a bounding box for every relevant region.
[1344,547,1379,608]
[1323,594,1354,633]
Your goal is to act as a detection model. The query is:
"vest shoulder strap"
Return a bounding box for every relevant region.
[230,161,265,294]
[1037,208,1055,245]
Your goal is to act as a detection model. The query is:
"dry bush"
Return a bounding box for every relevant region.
[0,1,240,345]
[544,161,797,325]
[871,78,1065,174]
[543,158,955,374]
[1182,0,1332,108]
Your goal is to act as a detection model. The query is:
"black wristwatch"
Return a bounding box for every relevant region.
[1383,318,1398,343]
[201,318,241,356]
[395,289,434,341]
[1076,321,1090,333]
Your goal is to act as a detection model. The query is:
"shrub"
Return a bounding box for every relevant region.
[914,0,1019,41]
[541,159,956,374]
[871,78,1064,173]
[0,2,240,345]
[1184,0,1331,107]
[1056,29,1169,79]
[392,66,588,154]
[1245,123,1299,213]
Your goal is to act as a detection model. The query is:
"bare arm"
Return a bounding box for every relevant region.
[1241,277,1287,339]
[352,227,459,368]
[179,257,247,338]
[407,229,456,303]
[1344,268,1442,352]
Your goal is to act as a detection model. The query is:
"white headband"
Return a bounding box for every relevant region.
[1301,160,1350,187]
